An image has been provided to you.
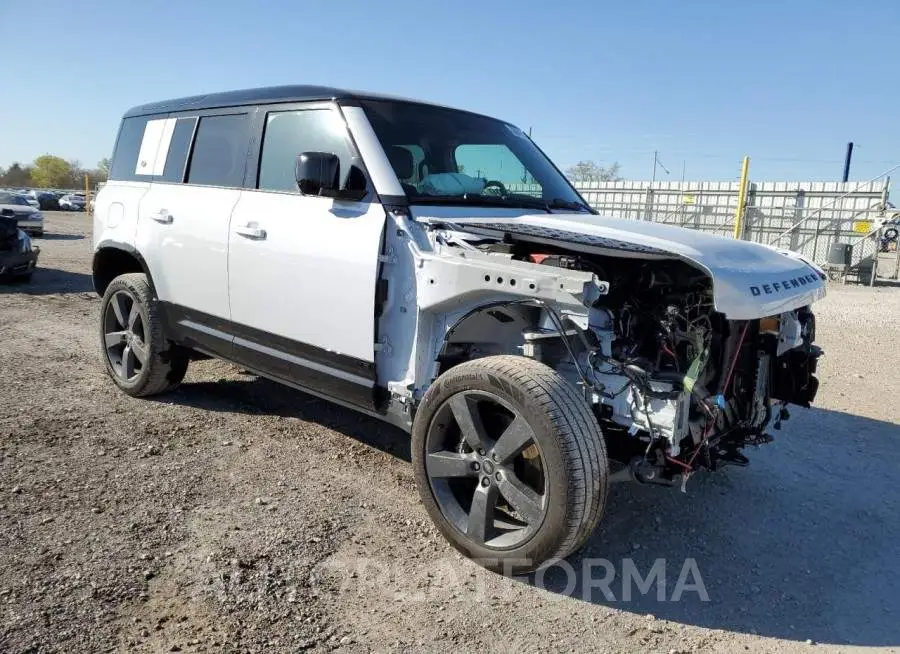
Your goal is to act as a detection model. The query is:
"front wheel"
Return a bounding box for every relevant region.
[412,355,608,574]
[99,273,188,396]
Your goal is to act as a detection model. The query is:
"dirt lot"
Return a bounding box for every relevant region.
[1,212,899,653]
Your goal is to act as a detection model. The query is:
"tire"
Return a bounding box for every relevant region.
[412,355,608,574]
[99,272,189,397]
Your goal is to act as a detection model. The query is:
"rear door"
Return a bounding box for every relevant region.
[226,103,385,408]
[135,110,252,356]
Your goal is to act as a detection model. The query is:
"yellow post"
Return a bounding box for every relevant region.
[733,156,750,239]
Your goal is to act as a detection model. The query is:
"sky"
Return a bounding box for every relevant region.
[2,0,899,183]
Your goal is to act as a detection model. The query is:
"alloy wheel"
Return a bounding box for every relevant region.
[424,390,548,549]
[103,290,148,383]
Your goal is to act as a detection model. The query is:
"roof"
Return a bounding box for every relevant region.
[122,85,435,118]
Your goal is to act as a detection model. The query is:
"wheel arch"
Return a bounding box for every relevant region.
[433,300,541,379]
[92,241,155,297]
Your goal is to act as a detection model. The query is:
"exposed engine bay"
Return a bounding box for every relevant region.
[437,234,823,485]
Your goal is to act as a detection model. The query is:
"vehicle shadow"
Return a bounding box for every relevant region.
[0,267,95,295]
[36,233,85,241]
[168,374,412,462]
[164,374,900,646]
[533,406,900,647]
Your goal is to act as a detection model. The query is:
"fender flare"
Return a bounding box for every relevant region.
[92,240,156,295]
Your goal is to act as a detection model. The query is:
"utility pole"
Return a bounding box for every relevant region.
[842,142,853,182]
[651,151,669,183]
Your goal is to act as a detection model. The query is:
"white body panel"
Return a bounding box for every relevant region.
[411,208,826,320]
[227,191,385,363]
[136,183,238,319]
[93,181,151,253]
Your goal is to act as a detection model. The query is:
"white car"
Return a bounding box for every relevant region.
[0,191,43,236]
[92,85,825,573]
[62,193,86,210]
[59,193,86,211]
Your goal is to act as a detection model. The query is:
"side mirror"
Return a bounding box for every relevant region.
[295,152,339,196]
[295,152,369,201]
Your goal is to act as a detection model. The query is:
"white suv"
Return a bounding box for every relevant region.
[93,85,825,572]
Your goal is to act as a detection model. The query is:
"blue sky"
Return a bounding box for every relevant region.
[2,0,898,182]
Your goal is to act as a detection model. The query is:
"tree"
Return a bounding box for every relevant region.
[31,155,73,188]
[98,157,111,176]
[0,162,33,187]
[71,160,108,191]
[565,160,622,182]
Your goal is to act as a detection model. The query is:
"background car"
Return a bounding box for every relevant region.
[21,193,40,210]
[0,191,43,236]
[27,190,61,211]
[59,193,86,211]
[0,211,39,280]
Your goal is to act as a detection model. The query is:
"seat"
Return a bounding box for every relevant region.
[387,146,417,196]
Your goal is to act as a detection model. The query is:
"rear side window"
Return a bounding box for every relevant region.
[159,117,197,183]
[108,116,151,181]
[257,109,355,193]
[186,114,249,187]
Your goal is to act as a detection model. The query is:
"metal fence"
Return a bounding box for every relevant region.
[560,179,895,274]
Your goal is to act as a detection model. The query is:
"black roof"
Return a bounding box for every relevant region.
[122,85,443,118]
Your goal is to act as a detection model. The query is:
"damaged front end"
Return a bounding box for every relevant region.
[411,215,824,488]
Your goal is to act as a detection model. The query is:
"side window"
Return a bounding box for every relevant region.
[159,117,197,183]
[186,113,249,187]
[108,116,151,181]
[454,144,536,188]
[258,109,355,193]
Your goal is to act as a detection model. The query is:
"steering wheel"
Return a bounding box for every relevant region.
[482,180,507,196]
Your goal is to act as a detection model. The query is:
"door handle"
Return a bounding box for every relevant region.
[234,224,267,240]
[150,209,173,224]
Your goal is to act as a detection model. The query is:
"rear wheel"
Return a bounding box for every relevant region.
[99,273,188,396]
[412,355,608,573]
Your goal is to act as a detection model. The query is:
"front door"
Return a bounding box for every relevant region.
[227,105,385,408]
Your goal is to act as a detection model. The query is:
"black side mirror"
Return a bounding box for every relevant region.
[295,152,368,201]
[295,152,340,196]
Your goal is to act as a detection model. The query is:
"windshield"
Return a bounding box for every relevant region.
[0,193,29,206]
[358,100,590,212]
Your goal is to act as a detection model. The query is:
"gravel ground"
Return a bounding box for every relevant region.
[1,212,898,653]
